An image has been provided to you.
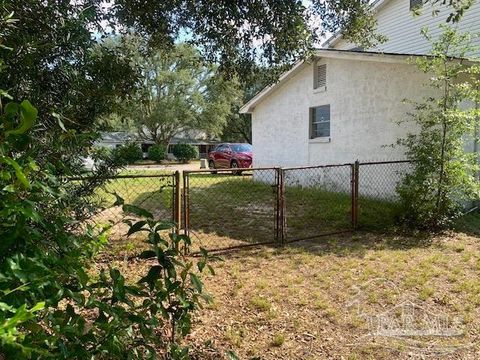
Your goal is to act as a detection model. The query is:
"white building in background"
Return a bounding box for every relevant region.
[240,49,434,168]
[240,0,480,169]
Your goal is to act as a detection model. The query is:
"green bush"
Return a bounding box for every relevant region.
[172,143,198,163]
[113,142,143,164]
[147,144,166,163]
[0,99,215,358]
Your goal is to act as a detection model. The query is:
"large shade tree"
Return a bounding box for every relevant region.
[112,38,241,146]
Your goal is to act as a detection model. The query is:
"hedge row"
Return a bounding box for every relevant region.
[107,143,198,164]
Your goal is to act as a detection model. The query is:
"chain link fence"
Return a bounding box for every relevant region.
[72,174,177,250]
[77,160,413,254]
[183,168,279,252]
[282,164,354,242]
[355,161,413,230]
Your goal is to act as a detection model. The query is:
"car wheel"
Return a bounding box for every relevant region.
[231,160,242,175]
[209,160,217,174]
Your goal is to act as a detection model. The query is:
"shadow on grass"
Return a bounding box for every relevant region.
[454,210,480,237]
[187,176,276,248]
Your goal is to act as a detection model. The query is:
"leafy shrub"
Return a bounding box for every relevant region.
[148,144,166,162]
[0,99,214,358]
[113,141,143,164]
[396,26,480,230]
[172,143,198,163]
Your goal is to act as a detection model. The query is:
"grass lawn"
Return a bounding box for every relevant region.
[91,170,406,252]
[103,218,480,359]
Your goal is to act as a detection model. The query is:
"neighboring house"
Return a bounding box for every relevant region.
[95,131,217,160]
[324,0,480,56]
[95,132,139,150]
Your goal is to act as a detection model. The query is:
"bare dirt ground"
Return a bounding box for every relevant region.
[103,230,480,360]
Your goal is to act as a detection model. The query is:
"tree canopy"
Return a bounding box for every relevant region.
[108,38,241,145]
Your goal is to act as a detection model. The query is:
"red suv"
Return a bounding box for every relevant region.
[208,143,253,172]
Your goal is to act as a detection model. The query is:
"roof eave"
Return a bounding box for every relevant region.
[239,60,308,114]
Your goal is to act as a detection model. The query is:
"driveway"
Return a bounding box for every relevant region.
[126,160,204,172]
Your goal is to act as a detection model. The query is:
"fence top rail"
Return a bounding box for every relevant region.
[357,160,411,166]
[282,163,353,171]
[66,173,176,181]
[184,166,279,174]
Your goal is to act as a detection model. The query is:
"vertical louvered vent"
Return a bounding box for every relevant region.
[315,64,326,89]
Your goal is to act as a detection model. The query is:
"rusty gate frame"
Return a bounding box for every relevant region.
[181,167,282,253]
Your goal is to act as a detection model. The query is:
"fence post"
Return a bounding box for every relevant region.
[174,171,181,235]
[276,167,286,245]
[352,160,360,229]
[182,171,189,255]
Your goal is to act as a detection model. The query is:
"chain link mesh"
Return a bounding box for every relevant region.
[184,168,278,252]
[82,174,176,244]
[283,165,353,241]
[357,161,412,229]
[72,161,412,255]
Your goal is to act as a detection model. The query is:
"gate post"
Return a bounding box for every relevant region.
[351,160,360,229]
[182,171,190,253]
[174,171,181,235]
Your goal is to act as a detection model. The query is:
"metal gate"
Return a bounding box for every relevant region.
[182,167,280,253]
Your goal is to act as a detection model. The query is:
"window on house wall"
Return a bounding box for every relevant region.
[410,0,422,10]
[314,63,327,90]
[310,105,330,138]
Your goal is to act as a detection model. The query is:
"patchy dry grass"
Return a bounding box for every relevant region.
[188,231,480,359]
[100,224,480,359]
[88,170,480,359]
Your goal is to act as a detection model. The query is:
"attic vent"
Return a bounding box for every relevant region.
[410,0,422,10]
[314,63,327,90]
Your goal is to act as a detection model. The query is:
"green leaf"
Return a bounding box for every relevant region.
[127,220,148,236]
[122,204,153,219]
[189,273,203,293]
[108,191,124,206]
[138,250,156,259]
[30,302,45,313]
[5,100,37,135]
[0,156,30,188]
[139,266,162,286]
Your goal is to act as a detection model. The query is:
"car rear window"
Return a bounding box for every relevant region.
[231,144,252,152]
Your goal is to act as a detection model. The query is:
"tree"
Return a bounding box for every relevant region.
[0,1,139,131]
[117,38,241,146]
[113,0,471,79]
[396,25,480,229]
[221,65,277,143]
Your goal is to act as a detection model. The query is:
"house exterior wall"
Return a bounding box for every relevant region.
[330,0,480,55]
[252,57,431,168]
[251,57,439,197]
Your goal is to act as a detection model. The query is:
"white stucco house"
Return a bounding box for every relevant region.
[240,0,480,169]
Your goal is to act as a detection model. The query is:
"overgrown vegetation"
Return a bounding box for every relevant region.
[397,25,480,229]
[0,99,215,358]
